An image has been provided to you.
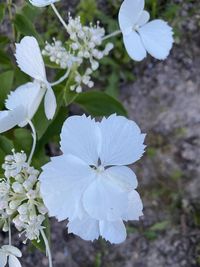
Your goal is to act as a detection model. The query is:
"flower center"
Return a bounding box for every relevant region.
[96,165,105,173]
[133,24,139,31]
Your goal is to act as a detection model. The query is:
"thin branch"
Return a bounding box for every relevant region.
[41,229,53,267]
[27,120,37,165]
[50,68,71,86]
[102,30,122,41]
[51,3,68,32]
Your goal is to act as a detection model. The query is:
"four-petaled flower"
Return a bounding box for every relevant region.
[29,0,59,7]
[40,114,146,244]
[118,0,174,61]
[15,36,57,120]
[0,245,22,267]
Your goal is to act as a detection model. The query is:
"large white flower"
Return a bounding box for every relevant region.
[29,0,59,7]
[118,0,174,61]
[0,245,22,267]
[15,36,57,120]
[40,114,145,244]
[0,82,45,133]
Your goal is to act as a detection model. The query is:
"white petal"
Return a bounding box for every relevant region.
[29,0,59,7]
[122,190,143,221]
[2,246,22,257]
[40,154,95,221]
[105,166,138,191]
[123,31,146,61]
[99,114,146,166]
[8,255,22,267]
[0,107,26,133]
[44,85,57,120]
[67,216,100,241]
[83,175,129,221]
[137,10,150,26]
[60,115,101,166]
[119,0,144,33]
[6,82,45,126]
[15,36,46,81]
[99,220,127,244]
[0,251,7,267]
[138,19,174,60]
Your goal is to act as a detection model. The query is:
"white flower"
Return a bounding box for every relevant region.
[0,245,22,267]
[118,0,174,61]
[29,0,59,7]
[15,36,57,120]
[40,114,145,244]
[0,82,44,134]
[0,151,47,242]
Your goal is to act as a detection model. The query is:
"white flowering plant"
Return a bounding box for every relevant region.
[0,0,174,265]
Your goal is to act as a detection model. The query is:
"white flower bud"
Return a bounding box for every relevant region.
[5,155,13,161]
[9,200,21,210]
[18,203,28,215]
[12,182,24,193]
[19,214,28,222]
[88,81,94,88]
[76,86,82,93]
[3,221,8,232]
[71,43,79,50]
[6,207,15,215]
[15,174,24,183]
[23,180,33,191]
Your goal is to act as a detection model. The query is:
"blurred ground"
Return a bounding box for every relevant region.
[1,0,200,266]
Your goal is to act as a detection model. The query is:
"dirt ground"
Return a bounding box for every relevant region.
[0,0,200,266]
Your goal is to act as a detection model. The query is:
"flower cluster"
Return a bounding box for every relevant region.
[42,39,77,69]
[0,150,47,243]
[43,15,113,93]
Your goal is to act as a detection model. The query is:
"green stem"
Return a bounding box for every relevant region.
[8,217,11,246]
[102,30,122,41]
[41,229,53,267]
[50,68,71,86]
[27,120,37,165]
[51,4,68,32]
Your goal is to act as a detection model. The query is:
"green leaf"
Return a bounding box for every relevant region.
[0,36,10,47]
[13,128,32,155]
[144,230,157,240]
[0,3,6,23]
[22,3,42,21]
[0,50,12,68]
[150,220,170,231]
[105,72,120,98]
[0,70,14,108]
[74,91,127,117]
[32,147,49,170]
[0,135,14,170]
[14,14,42,43]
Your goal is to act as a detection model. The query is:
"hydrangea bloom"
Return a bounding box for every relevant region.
[0,150,47,243]
[15,36,57,120]
[0,82,44,133]
[40,114,145,244]
[118,0,174,61]
[0,245,22,267]
[29,0,59,7]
